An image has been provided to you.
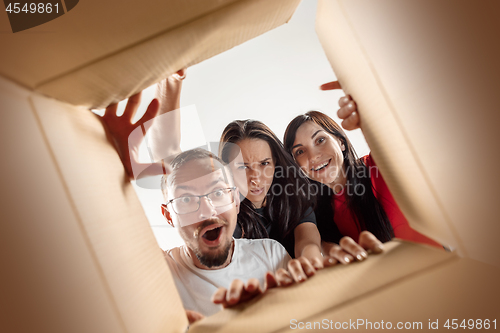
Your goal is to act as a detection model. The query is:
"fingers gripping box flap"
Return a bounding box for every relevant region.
[315,0,500,267]
[188,241,500,333]
[0,77,188,333]
[0,0,301,109]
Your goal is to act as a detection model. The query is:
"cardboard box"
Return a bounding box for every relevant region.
[316,0,500,268]
[0,1,301,332]
[189,241,500,332]
[0,0,301,108]
[1,0,499,332]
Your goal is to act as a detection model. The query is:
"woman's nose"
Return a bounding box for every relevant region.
[247,168,260,183]
[308,147,321,164]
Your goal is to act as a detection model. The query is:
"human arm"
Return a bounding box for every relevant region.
[147,70,184,162]
[98,70,184,180]
[293,222,324,270]
[99,92,163,179]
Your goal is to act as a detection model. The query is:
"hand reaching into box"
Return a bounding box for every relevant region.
[211,232,384,309]
[98,69,185,180]
[320,81,361,131]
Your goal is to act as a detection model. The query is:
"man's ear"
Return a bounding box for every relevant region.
[161,204,174,227]
[234,187,241,214]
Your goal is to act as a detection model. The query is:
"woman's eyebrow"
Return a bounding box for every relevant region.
[260,157,271,163]
[311,130,322,139]
[291,130,323,150]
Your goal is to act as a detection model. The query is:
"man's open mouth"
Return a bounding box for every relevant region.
[201,225,223,242]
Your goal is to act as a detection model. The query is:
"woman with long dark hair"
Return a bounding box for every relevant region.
[219,120,325,266]
[283,96,442,254]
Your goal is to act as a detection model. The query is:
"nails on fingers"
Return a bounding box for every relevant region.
[372,243,384,253]
[356,253,366,261]
[228,294,238,304]
[246,284,256,293]
[213,292,223,303]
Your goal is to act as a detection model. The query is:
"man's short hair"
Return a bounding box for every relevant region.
[161,148,234,202]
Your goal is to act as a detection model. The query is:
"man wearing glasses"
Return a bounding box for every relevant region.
[99,80,385,323]
[160,148,294,319]
[159,148,384,321]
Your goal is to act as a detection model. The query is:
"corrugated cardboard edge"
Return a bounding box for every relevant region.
[314,0,461,254]
[188,241,466,333]
[0,76,189,333]
[35,0,302,109]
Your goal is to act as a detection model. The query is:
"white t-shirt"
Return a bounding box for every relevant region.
[164,238,291,316]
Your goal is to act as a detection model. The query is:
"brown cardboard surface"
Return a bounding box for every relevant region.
[188,241,494,333]
[0,0,240,85]
[0,77,125,333]
[2,0,499,331]
[0,77,188,333]
[285,258,500,332]
[316,0,500,267]
[0,0,301,108]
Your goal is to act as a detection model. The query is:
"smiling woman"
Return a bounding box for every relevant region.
[284,107,443,251]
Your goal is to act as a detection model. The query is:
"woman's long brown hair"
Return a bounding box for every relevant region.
[284,111,394,242]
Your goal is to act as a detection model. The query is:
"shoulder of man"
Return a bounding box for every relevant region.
[235,237,284,249]
[162,246,184,268]
[235,238,291,268]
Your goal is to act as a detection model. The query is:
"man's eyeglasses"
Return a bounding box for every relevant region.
[166,187,237,215]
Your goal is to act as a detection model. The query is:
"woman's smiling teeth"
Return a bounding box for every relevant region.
[312,159,330,171]
[250,188,264,195]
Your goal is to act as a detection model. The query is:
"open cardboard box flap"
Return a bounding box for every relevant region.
[0,0,301,108]
[316,0,500,268]
[189,241,500,332]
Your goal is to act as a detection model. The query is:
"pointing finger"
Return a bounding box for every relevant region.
[320,81,342,90]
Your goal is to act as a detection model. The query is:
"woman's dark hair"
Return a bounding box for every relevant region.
[283,111,394,242]
[219,120,313,243]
